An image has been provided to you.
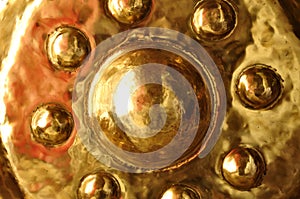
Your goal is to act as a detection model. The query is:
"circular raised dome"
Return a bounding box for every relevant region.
[191,0,237,41]
[77,172,121,199]
[106,0,152,25]
[159,184,201,199]
[221,146,266,190]
[46,25,91,72]
[236,64,283,110]
[30,103,74,146]
[72,27,226,173]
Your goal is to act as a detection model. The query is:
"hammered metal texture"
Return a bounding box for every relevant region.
[0,0,300,199]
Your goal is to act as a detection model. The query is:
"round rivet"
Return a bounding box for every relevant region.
[87,49,212,164]
[106,0,152,25]
[30,103,74,146]
[72,27,227,172]
[236,64,283,110]
[77,172,121,199]
[46,25,91,71]
[221,147,266,190]
[191,0,237,41]
[160,184,201,199]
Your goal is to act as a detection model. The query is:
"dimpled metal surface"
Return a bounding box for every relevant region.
[0,0,300,199]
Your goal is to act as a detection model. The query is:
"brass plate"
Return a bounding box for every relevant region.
[0,0,300,198]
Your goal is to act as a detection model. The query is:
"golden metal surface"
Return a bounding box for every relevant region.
[46,25,91,71]
[72,30,226,173]
[236,64,283,110]
[77,172,121,199]
[94,49,210,153]
[30,103,74,147]
[105,0,152,25]
[159,184,201,199]
[191,0,237,41]
[221,146,266,191]
[0,0,300,198]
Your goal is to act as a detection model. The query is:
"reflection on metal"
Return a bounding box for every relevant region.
[106,0,152,25]
[0,0,300,198]
[160,184,201,199]
[72,28,226,172]
[191,0,237,41]
[77,172,121,199]
[93,49,210,154]
[30,103,74,146]
[46,25,91,72]
[221,147,266,190]
[236,64,283,110]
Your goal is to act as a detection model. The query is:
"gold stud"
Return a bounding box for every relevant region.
[191,0,237,41]
[221,146,266,190]
[106,0,152,25]
[160,184,201,199]
[46,25,91,72]
[236,64,283,110]
[30,103,73,146]
[77,172,121,199]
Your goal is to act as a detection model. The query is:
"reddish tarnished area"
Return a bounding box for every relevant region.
[4,0,98,164]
